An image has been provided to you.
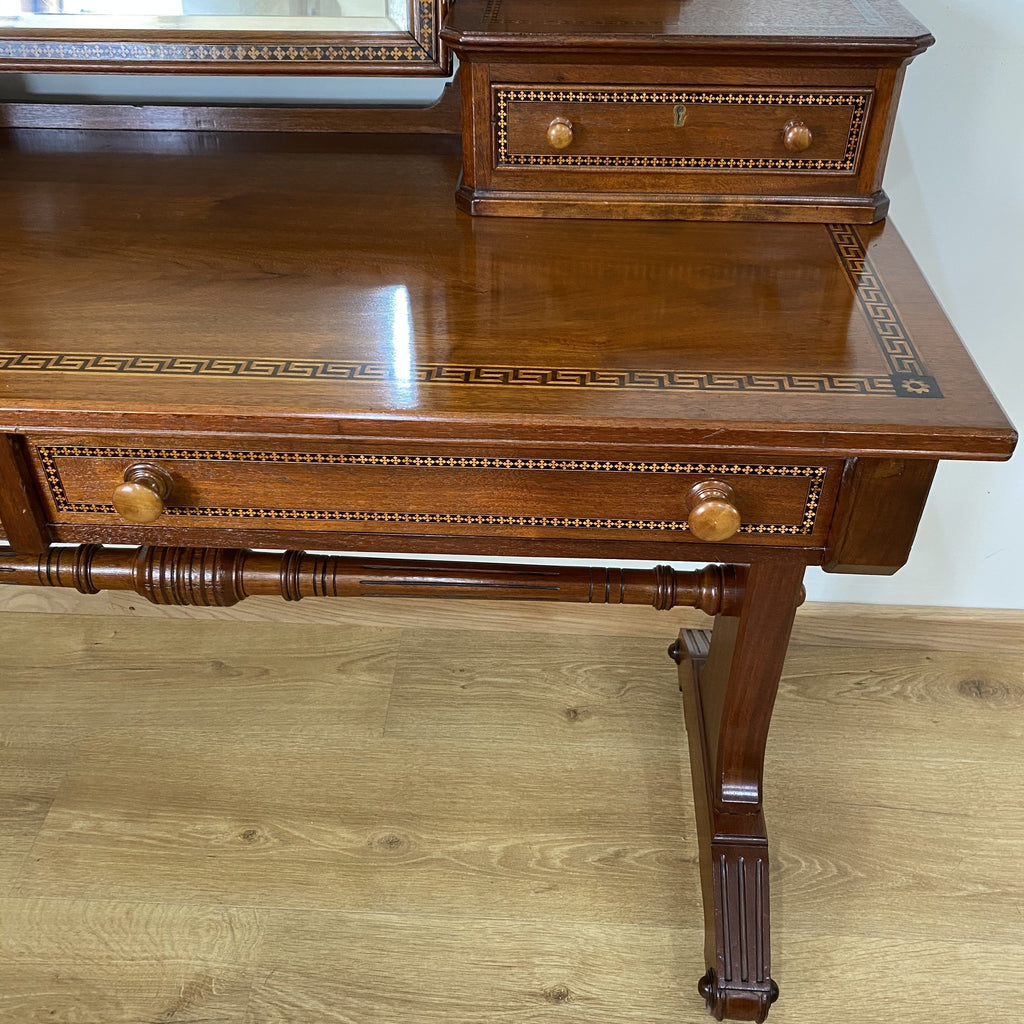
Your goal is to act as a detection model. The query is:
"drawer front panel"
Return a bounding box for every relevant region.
[497,86,872,175]
[33,443,840,546]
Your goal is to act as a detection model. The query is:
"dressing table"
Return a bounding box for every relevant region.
[0,2,1016,1021]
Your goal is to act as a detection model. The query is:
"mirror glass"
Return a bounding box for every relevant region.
[0,2,410,34]
[0,0,447,74]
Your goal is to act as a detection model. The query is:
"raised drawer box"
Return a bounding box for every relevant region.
[442,0,933,222]
[25,439,842,550]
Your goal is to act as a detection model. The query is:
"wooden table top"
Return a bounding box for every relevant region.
[0,129,1014,462]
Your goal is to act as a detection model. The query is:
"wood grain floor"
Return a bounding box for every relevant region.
[1,591,1022,1023]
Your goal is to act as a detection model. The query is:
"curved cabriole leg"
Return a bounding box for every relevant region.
[673,556,804,1023]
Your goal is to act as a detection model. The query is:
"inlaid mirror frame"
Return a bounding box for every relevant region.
[0,0,450,76]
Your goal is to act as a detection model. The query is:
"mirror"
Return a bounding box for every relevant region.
[0,0,449,75]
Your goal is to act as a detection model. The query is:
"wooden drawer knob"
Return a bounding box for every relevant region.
[687,481,741,543]
[546,117,574,151]
[112,463,173,525]
[782,119,813,153]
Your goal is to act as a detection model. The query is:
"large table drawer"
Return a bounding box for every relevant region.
[30,441,841,547]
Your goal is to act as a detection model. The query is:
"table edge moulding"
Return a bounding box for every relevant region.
[0,2,1017,1022]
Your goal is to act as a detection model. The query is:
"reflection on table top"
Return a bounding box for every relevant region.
[0,130,1014,460]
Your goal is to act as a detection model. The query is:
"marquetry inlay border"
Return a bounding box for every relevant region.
[0,353,897,395]
[827,224,941,398]
[0,226,938,400]
[39,446,828,537]
[0,0,441,69]
[495,87,870,172]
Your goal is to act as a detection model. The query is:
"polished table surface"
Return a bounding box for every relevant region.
[0,127,1016,1022]
[0,131,1010,455]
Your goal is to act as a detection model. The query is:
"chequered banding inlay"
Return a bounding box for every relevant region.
[0,0,438,65]
[495,87,870,171]
[40,446,828,537]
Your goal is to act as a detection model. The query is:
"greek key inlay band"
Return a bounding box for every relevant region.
[0,353,898,395]
[828,224,942,398]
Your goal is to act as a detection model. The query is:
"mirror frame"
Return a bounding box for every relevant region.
[0,0,449,76]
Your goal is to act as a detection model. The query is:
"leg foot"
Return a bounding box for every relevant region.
[699,970,779,1023]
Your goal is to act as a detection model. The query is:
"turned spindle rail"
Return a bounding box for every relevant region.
[0,544,746,613]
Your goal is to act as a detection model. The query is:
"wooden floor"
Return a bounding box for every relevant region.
[1,589,1022,1023]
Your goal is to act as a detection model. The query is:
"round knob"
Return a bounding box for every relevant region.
[782,119,813,153]
[112,463,174,524]
[686,480,741,543]
[546,116,574,151]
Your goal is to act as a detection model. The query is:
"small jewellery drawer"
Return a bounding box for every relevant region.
[498,86,871,174]
[453,76,895,221]
[30,442,841,548]
[444,0,930,221]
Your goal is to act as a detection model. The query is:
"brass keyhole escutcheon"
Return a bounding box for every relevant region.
[674,104,688,128]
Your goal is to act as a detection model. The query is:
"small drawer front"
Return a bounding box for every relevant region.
[33,442,839,547]
[497,85,871,174]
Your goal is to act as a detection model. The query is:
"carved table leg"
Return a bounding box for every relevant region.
[671,556,805,1022]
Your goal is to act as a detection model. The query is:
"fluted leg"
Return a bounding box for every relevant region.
[673,556,804,1022]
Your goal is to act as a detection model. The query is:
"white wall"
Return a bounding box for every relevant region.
[3,0,1020,608]
[805,0,1023,607]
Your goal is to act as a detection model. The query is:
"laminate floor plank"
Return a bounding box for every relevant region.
[767,801,1024,942]
[0,897,262,1023]
[386,628,684,749]
[0,614,399,737]
[12,731,694,926]
[246,910,699,1024]
[776,645,1024,743]
[762,645,1024,944]
[0,606,1021,1023]
[772,935,1024,1024]
[0,728,79,895]
[788,604,1024,655]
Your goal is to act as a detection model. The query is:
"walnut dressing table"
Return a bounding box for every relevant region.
[0,5,1017,1023]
